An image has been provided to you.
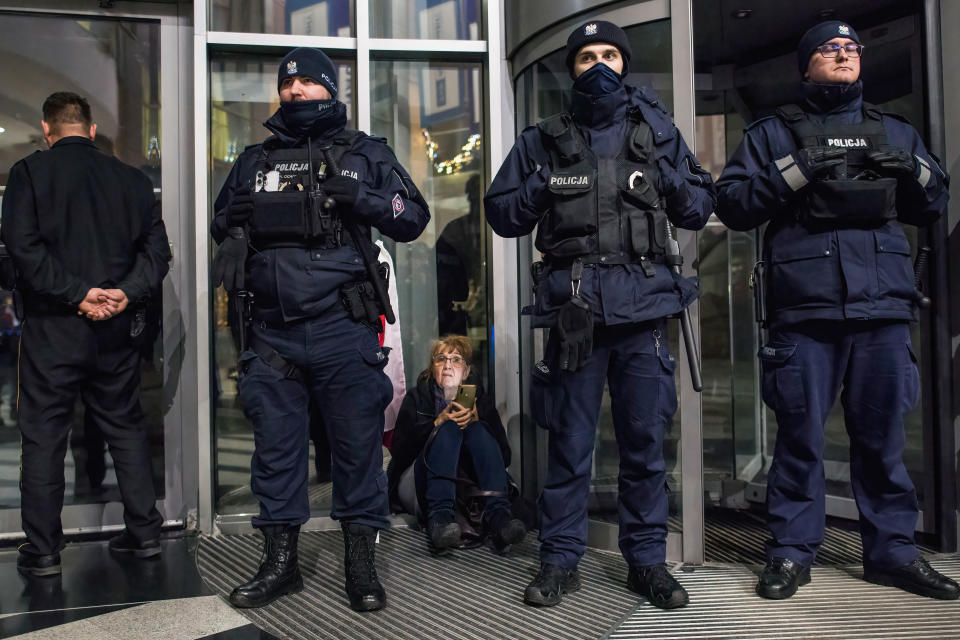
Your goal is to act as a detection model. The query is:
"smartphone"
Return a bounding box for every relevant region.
[453,384,477,410]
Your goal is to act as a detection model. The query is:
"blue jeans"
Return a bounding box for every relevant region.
[414,420,510,522]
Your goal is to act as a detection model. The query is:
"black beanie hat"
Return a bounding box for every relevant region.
[565,20,632,78]
[278,47,338,98]
[797,20,861,75]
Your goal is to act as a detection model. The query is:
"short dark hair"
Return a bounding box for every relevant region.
[42,92,92,131]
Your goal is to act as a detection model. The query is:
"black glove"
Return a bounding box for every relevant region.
[866,148,918,178]
[225,184,254,227]
[322,175,360,209]
[796,147,846,180]
[556,296,594,372]
[212,227,248,293]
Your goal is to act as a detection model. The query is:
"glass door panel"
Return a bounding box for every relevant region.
[0,10,178,535]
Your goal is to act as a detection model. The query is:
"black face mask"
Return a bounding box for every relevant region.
[572,63,623,96]
[279,99,344,138]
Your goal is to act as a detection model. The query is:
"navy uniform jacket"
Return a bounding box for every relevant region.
[716,83,948,327]
[485,85,716,328]
[1,137,170,313]
[212,108,430,325]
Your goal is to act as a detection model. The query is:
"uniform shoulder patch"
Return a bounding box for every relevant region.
[392,193,405,217]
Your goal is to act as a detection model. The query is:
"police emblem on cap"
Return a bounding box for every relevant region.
[286,60,298,75]
[838,24,850,35]
[585,23,598,36]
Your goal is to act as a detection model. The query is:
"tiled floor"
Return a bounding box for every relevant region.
[0,533,278,640]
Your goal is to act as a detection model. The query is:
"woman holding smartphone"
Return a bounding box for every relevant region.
[387,335,527,554]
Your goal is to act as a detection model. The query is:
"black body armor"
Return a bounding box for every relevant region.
[777,103,897,229]
[248,131,363,248]
[535,109,667,272]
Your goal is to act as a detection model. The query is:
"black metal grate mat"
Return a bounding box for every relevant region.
[197,527,640,640]
[701,509,933,566]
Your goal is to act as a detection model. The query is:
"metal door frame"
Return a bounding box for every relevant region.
[0,0,197,540]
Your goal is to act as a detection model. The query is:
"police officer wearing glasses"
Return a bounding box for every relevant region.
[716,21,956,600]
[211,47,429,611]
[485,21,715,609]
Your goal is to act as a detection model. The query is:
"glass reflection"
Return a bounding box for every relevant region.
[209,52,356,514]
[210,0,355,37]
[370,60,488,392]
[371,0,481,40]
[0,13,163,509]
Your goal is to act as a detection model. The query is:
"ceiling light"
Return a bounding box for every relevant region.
[732,9,752,19]
[818,9,837,18]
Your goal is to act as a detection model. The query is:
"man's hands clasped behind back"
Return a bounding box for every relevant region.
[78,287,129,321]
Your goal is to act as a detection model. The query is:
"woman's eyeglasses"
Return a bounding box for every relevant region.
[433,354,465,366]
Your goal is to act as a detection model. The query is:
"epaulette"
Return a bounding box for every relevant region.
[744,115,778,131]
[878,111,913,127]
[636,86,669,115]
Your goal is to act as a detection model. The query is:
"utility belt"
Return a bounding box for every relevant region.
[543,252,665,277]
[340,261,390,328]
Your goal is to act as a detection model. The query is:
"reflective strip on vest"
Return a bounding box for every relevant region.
[775,154,808,191]
[916,155,932,188]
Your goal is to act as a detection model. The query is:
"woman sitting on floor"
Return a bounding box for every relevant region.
[387,335,527,554]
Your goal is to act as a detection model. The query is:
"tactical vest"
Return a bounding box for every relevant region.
[535,108,667,272]
[777,104,897,229]
[249,130,363,248]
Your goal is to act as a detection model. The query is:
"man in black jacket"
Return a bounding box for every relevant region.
[2,92,171,576]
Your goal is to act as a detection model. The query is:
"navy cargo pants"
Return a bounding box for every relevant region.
[238,307,393,530]
[530,320,677,569]
[759,320,920,570]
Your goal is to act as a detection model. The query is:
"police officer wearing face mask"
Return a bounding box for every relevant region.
[716,21,955,601]
[211,47,430,612]
[485,21,715,609]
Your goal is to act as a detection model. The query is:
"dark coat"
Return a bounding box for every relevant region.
[484,84,716,328]
[716,82,949,327]
[1,137,170,314]
[386,374,510,507]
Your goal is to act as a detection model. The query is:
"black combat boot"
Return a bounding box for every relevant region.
[627,563,690,609]
[523,562,581,606]
[229,525,303,608]
[343,523,386,611]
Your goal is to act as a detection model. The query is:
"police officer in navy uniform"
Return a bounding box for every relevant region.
[485,21,715,609]
[2,92,170,575]
[211,48,429,611]
[716,21,957,601]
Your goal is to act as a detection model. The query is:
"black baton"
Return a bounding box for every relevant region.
[665,224,703,393]
[913,246,931,310]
